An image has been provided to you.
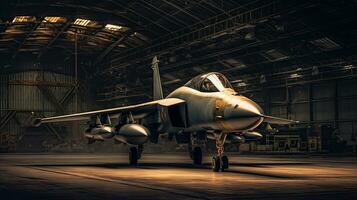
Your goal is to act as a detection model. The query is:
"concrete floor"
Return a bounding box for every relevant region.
[0,153,356,200]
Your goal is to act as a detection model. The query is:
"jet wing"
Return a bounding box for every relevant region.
[262,115,299,125]
[34,98,185,125]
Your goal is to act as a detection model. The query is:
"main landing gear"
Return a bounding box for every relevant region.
[129,144,143,165]
[188,132,205,165]
[191,146,203,165]
[212,133,229,172]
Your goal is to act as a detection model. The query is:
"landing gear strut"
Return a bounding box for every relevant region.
[129,147,138,165]
[192,147,202,165]
[212,133,229,172]
[188,132,204,165]
[129,145,143,165]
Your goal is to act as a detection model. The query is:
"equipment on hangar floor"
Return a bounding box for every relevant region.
[33,56,297,172]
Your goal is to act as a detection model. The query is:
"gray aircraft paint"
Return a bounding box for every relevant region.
[34,57,297,145]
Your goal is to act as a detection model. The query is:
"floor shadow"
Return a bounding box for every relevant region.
[17,162,210,170]
[18,161,309,179]
[224,168,307,179]
[229,162,313,167]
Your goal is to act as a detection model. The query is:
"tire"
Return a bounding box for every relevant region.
[212,156,221,172]
[222,155,229,169]
[129,147,138,165]
[192,147,202,165]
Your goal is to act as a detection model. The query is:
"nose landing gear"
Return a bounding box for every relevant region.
[212,133,229,172]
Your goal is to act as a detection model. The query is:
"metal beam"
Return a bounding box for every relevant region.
[107,0,174,33]
[161,0,202,21]
[14,2,157,37]
[60,82,80,107]
[0,111,16,130]
[104,2,278,69]
[37,20,72,59]
[140,0,190,27]
[204,0,232,17]
[12,20,42,58]
[93,33,130,66]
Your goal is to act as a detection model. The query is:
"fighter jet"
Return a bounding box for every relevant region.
[34,56,297,172]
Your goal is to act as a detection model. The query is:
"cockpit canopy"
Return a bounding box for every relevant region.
[185,72,234,92]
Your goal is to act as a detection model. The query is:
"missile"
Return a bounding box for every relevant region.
[114,124,150,145]
[227,134,245,143]
[243,131,263,141]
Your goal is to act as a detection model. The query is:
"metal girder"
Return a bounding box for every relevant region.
[37,82,65,114]
[37,113,63,141]
[160,0,202,21]
[59,83,80,107]
[93,33,131,66]
[140,0,190,27]
[13,2,157,37]
[37,20,72,59]
[100,23,356,102]
[204,0,232,17]
[13,2,126,20]
[107,0,173,33]
[0,111,17,130]
[103,2,278,72]
[153,0,207,25]
[12,20,42,58]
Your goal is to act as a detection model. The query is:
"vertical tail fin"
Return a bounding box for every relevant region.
[151,56,163,100]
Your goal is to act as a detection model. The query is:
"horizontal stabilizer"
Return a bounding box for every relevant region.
[263,115,298,125]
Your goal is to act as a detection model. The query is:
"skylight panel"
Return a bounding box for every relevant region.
[43,16,66,23]
[12,16,36,23]
[74,18,91,26]
[105,24,122,31]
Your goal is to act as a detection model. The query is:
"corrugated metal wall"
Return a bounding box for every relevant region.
[0,71,88,114]
[247,78,357,145]
[0,70,90,151]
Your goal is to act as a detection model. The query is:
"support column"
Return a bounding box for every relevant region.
[308,84,313,123]
[334,81,339,129]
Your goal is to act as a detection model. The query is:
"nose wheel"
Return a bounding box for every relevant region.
[212,133,229,172]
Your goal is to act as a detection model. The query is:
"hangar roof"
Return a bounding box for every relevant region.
[1,1,357,104]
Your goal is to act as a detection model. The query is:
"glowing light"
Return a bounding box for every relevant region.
[105,24,122,31]
[74,18,91,26]
[237,82,246,87]
[344,64,353,70]
[290,73,301,78]
[43,16,66,23]
[12,16,36,23]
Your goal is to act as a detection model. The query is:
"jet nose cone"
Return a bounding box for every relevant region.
[223,96,264,130]
[227,97,262,118]
[238,96,263,115]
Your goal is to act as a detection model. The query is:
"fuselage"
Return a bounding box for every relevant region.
[167,86,264,133]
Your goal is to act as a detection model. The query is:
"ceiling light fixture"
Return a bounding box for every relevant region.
[12,16,36,23]
[105,24,122,31]
[43,16,65,23]
[74,18,91,26]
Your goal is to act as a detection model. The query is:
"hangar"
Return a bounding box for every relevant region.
[0,0,357,199]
